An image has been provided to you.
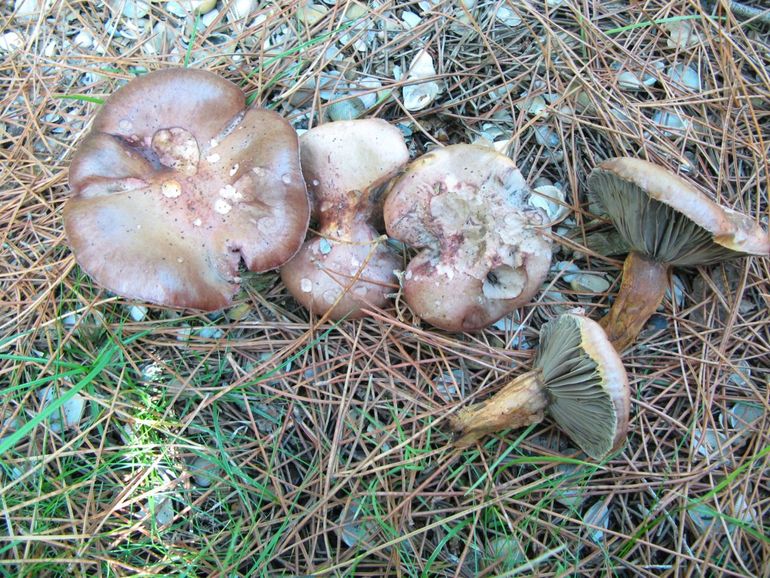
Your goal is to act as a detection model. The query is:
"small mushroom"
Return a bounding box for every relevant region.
[65,68,310,310]
[281,119,408,319]
[450,313,630,460]
[383,144,552,332]
[588,157,770,350]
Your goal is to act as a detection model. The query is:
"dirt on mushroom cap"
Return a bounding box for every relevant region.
[384,144,552,331]
[65,68,310,310]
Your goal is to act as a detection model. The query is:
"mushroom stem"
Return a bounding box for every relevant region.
[600,251,669,351]
[450,370,548,448]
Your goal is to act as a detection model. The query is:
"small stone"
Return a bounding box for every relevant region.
[487,536,527,571]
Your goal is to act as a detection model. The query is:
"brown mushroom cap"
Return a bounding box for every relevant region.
[383,144,552,332]
[65,68,310,310]
[281,119,408,319]
[589,157,770,266]
[534,313,630,459]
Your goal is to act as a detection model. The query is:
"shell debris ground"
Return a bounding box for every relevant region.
[2,0,769,576]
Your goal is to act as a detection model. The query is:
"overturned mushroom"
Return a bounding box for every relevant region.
[588,157,770,350]
[281,119,408,319]
[451,313,630,460]
[66,68,310,310]
[384,144,552,331]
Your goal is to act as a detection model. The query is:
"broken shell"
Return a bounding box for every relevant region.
[666,63,701,91]
[402,50,440,111]
[570,273,611,294]
[530,184,568,222]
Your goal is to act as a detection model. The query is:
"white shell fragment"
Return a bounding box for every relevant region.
[615,61,664,90]
[692,427,727,458]
[38,386,86,433]
[721,402,763,430]
[664,20,700,49]
[552,261,581,283]
[666,63,701,91]
[570,273,611,294]
[0,32,23,52]
[402,50,440,111]
[190,456,221,487]
[583,500,610,543]
[530,185,568,222]
[652,110,689,136]
[496,5,522,26]
[127,304,148,321]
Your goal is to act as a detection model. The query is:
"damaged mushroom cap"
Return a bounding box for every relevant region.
[588,157,770,266]
[449,313,629,459]
[384,144,552,331]
[588,157,770,350]
[281,119,408,319]
[534,313,630,459]
[66,68,310,310]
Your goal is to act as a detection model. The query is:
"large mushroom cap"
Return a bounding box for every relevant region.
[588,157,770,266]
[65,68,310,310]
[384,144,552,331]
[281,119,408,319]
[534,313,630,459]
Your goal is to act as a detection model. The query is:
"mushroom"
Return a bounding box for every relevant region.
[450,313,630,460]
[65,68,310,310]
[383,144,553,331]
[588,157,770,350]
[281,119,408,319]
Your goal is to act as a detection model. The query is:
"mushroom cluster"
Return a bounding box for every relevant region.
[588,157,770,350]
[281,119,408,320]
[66,68,310,310]
[64,69,770,463]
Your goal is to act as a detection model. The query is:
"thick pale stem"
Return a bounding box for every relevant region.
[600,251,669,351]
[450,370,548,448]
